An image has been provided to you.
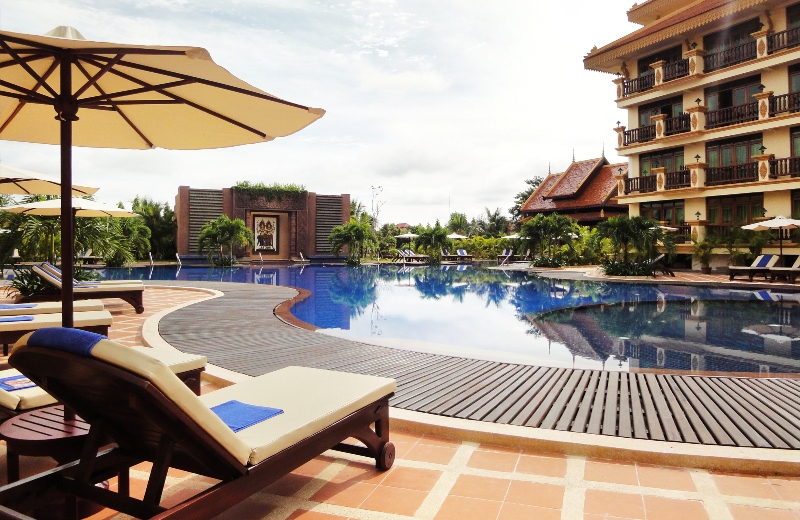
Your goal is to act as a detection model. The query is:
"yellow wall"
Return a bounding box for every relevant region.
[765,126,792,158]
[685,197,705,220]
[628,202,640,217]
[764,191,792,218]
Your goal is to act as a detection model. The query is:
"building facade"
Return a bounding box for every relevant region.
[175,186,349,262]
[520,157,629,224]
[586,0,800,267]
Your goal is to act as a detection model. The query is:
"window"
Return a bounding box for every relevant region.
[791,64,800,94]
[706,194,764,226]
[792,127,800,157]
[638,96,683,127]
[637,46,682,77]
[789,3,800,30]
[792,190,800,219]
[706,134,762,167]
[705,76,761,112]
[640,201,685,225]
[703,19,761,53]
[640,147,685,176]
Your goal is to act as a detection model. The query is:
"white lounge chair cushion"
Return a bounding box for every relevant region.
[32,266,142,292]
[0,300,104,317]
[128,346,206,373]
[0,368,57,411]
[199,367,396,465]
[40,263,143,286]
[83,340,395,466]
[0,310,112,332]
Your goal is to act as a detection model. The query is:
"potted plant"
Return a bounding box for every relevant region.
[692,236,717,274]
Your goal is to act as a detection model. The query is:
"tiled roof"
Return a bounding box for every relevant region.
[545,157,605,199]
[520,173,561,212]
[553,163,627,210]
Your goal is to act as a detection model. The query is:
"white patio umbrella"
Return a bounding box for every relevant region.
[446,232,467,240]
[742,215,800,256]
[395,233,419,239]
[0,164,97,196]
[0,26,325,326]
[504,234,521,239]
[1,198,138,217]
[658,225,678,232]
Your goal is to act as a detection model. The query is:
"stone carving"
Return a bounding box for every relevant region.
[760,162,767,178]
[656,122,662,136]
[758,39,766,57]
[617,85,622,98]
[691,170,697,185]
[691,227,698,241]
[760,101,767,117]
[655,69,662,83]
[691,114,697,129]
[689,58,696,74]
[618,134,623,147]
[657,175,664,189]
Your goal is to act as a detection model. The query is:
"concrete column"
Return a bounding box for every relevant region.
[653,166,667,191]
[686,105,707,131]
[614,169,629,195]
[222,188,233,219]
[753,91,773,120]
[651,114,667,139]
[614,124,626,148]
[752,29,770,59]
[752,153,775,182]
[307,192,317,256]
[685,161,707,188]
[613,77,625,100]
[650,60,665,87]
[684,49,705,77]
[176,186,190,256]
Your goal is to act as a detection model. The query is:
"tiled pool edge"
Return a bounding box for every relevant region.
[142,283,800,476]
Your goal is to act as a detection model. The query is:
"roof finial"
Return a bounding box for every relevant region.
[602,142,605,157]
[548,162,551,174]
[572,148,575,162]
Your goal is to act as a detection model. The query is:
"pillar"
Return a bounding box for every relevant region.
[651,113,667,139]
[753,91,773,120]
[684,49,705,77]
[752,153,775,182]
[686,105,707,132]
[652,166,666,191]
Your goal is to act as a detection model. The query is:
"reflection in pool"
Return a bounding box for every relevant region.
[99,263,800,374]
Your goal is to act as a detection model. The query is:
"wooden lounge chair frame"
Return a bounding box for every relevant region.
[441,250,460,262]
[0,347,394,519]
[648,254,675,277]
[456,249,473,263]
[24,265,144,314]
[768,256,800,283]
[729,254,779,282]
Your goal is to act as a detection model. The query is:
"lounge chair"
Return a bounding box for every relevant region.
[0,329,396,519]
[41,262,143,286]
[404,249,429,263]
[456,249,473,262]
[768,255,800,283]
[26,265,145,313]
[441,249,460,262]
[0,346,207,422]
[729,254,780,281]
[497,248,517,264]
[0,300,104,317]
[647,254,675,277]
[0,310,113,355]
[77,248,100,265]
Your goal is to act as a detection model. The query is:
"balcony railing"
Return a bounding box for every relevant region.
[768,27,800,54]
[705,102,758,129]
[769,156,800,178]
[623,72,655,96]
[623,125,656,146]
[663,59,689,82]
[664,113,690,135]
[665,169,690,189]
[675,225,691,243]
[624,176,657,194]
[703,41,757,72]
[705,162,759,186]
[769,92,800,116]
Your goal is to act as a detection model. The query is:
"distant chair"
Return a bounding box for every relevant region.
[404,249,430,264]
[729,254,779,281]
[647,254,674,277]
[176,253,182,267]
[497,248,517,265]
[456,249,473,263]
[148,251,154,267]
[441,249,459,262]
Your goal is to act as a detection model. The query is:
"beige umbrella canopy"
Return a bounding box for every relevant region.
[0,25,325,326]
[1,198,138,217]
[0,164,97,196]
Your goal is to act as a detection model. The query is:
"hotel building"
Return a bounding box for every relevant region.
[585,0,800,267]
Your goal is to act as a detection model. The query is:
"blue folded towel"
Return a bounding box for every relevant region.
[210,400,283,432]
[0,316,34,323]
[0,304,36,310]
[0,375,36,392]
[28,328,107,357]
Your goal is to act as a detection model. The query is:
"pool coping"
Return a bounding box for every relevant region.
[140,283,800,476]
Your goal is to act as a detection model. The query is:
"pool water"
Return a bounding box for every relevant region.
[100,264,800,374]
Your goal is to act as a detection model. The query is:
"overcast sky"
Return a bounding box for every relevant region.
[0,0,636,225]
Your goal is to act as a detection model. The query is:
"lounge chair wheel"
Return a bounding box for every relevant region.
[378,441,395,470]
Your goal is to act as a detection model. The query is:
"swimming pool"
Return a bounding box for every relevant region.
[100,264,800,374]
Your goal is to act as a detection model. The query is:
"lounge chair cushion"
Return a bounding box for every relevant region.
[0,300,104,317]
[128,346,206,373]
[41,263,142,285]
[0,369,57,411]
[199,367,396,464]
[32,266,143,292]
[0,311,112,333]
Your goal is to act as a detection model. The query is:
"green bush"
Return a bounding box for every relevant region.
[530,256,564,268]
[601,259,653,276]
[6,268,50,297]
[233,181,307,201]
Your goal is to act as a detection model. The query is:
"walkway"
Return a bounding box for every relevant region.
[152,281,800,449]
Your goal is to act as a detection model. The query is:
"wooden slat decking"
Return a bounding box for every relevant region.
[152,281,800,449]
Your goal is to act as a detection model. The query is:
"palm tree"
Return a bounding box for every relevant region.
[475,207,509,237]
[197,215,254,265]
[132,196,177,260]
[509,176,543,225]
[329,217,374,265]
[350,199,367,221]
[447,212,470,235]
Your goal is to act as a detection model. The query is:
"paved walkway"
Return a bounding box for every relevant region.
[151,281,800,449]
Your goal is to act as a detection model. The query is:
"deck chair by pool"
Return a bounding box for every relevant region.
[0,330,396,519]
[0,347,207,422]
[497,249,517,265]
[456,249,473,262]
[0,300,104,317]
[647,254,675,277]
[27,265,145,313]
[441,249,460,262]
[41,262,143,286]
[404,249,429,263]
[768,256,800,283]
[729,254,780,281]
[0,310,113,356]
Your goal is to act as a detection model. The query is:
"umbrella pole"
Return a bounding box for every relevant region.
[59,54,75,329]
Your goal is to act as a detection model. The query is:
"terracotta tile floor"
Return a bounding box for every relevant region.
[0,287,798,520]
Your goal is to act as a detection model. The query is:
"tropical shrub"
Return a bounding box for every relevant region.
[132,196,176,260]
[416,221,450,264]
[329,217,375,266]
[601,259,654,277]
[233,181,307,201]
[197,215,254,265]
[531,256,564,268]
[596,215,675,263]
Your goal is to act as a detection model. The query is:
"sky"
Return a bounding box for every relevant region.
[0,0,637,225]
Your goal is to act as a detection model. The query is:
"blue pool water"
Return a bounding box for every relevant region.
[99,264,800,374]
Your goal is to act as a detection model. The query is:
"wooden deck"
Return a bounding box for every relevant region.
[152,281,800,449]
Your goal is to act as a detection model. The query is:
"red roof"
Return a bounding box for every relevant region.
[521,159,628,218]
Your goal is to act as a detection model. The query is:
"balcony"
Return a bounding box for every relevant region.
[705,102,758,129]
[703,41,757,73]
[623,125,656,146]
[664,113,690,136]
[769,92,800,116]
[663,59,689,82]
[769,156,800,178]
[665,169,690,189]
[624,176,657,194]
[623,72,655,96]
[705,162,759,186]
[768,27,800,54]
